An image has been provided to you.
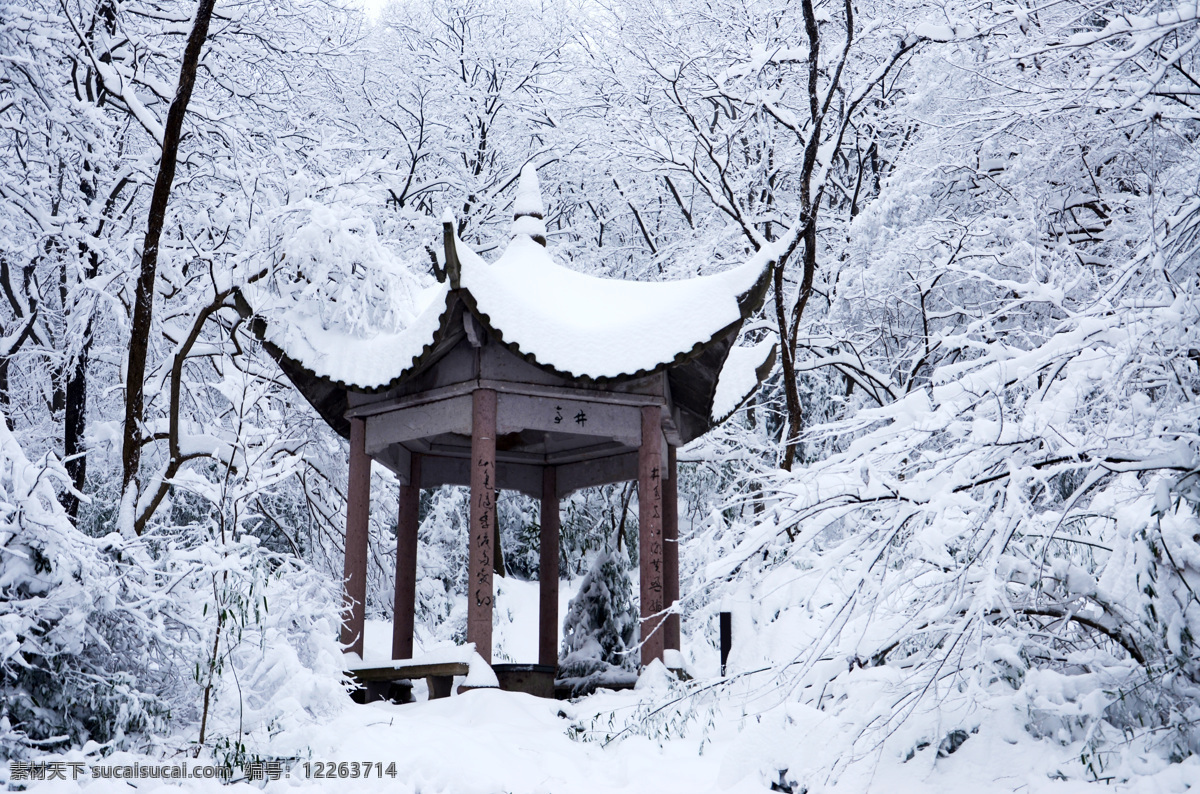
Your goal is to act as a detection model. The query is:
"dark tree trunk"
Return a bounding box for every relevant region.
[62,337,89,517]
[60,237,96,518]
[0,312,37,432]
[774,262,804,472]
[120,0,217,523]
[0,354,13,431]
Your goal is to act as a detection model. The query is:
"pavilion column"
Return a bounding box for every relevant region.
[638,405,666,666]
[392,453,421,660]
[539,466,560,667]
[469,388,497,663]
[341,417,372,659]
[663,445,680,652]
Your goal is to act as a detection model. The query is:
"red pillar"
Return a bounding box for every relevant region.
[638,405,666,666]
[392,453,421,660]
[539,466,560,667]
[663,445,680,652]
[469,389,497,663]
[341,417,372,658]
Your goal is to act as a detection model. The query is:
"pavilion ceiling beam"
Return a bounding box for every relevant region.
[496,392,641,447]
[417,454,543,498]
[346,378,664,420]
[366,394,651,461]
[364,395,473,453]
[423,436,635,465]
[555,452,639,497]
[370,444,412,482]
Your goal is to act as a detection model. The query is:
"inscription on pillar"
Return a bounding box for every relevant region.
[341,417,372,659]
[647,464,663,613]
[638,405,666,665]
[468,389,497,663]
[474,457,494,610]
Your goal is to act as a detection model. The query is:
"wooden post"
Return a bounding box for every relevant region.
[663,445,680,652]
[720,611,732,676]
[539,466,560,667]
[638,405,666,666]
[392,454,421,660]
[469,389,497,663]
[341,417,372,659]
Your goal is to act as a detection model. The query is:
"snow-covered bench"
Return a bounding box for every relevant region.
[345,646,497,703]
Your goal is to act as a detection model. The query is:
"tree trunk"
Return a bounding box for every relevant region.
[0,314,36,431]
[119,0,217,529]
[774,255,805,472]
[62,339,88,517]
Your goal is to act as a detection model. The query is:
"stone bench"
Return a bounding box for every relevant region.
[350,660,470,702]
[346,647,496,703]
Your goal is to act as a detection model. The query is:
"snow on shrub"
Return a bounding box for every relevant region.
[191,538,347,766]
[0,421,168,757]
[0,418,347,762]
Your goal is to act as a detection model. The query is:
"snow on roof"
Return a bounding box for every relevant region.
[260,228,771,389]
[513,163,544,218]
[260,281,449,390]
[711,338,776,422]
[512,214,547,240]
[461,235,770,380]
[511,165,547,243]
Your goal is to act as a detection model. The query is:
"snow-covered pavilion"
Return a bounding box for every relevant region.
[257,166,775,678]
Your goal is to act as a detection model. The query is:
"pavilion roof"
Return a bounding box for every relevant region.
[248,168,777,441]
[261,231,771,390]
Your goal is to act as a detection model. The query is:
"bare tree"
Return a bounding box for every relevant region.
[587,0,925,468]
[119,0,217,530]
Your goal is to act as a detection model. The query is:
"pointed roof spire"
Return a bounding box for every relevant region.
[441,208,461,288]
[512,163,547,247]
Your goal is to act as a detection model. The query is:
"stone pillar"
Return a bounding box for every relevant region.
[539,466,560,667]
[663,445,680,652]
[638,405,665,666]
[392,453,421,660]
[341,417,372,659]
[468,389,497,663]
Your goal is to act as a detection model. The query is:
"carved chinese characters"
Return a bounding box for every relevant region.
[341,418,372,658]
[638,405,666,665]
[468,389,498,662]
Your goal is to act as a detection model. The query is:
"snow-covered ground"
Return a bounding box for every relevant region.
[10,578,1200,793]
[16,679,1200,793]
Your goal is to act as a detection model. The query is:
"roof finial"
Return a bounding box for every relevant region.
[442,208,461,288]
[512,163,547,247]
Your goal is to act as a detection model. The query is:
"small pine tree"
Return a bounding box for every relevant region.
[557,547,639,693]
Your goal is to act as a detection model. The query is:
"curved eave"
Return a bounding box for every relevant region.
[241,255,775,440]
[461,248,774,390]
[243,286,461,402]
[241,306,354,438]
[711,342,778,426]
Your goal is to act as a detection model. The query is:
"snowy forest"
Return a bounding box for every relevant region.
[1,0,1199,789]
